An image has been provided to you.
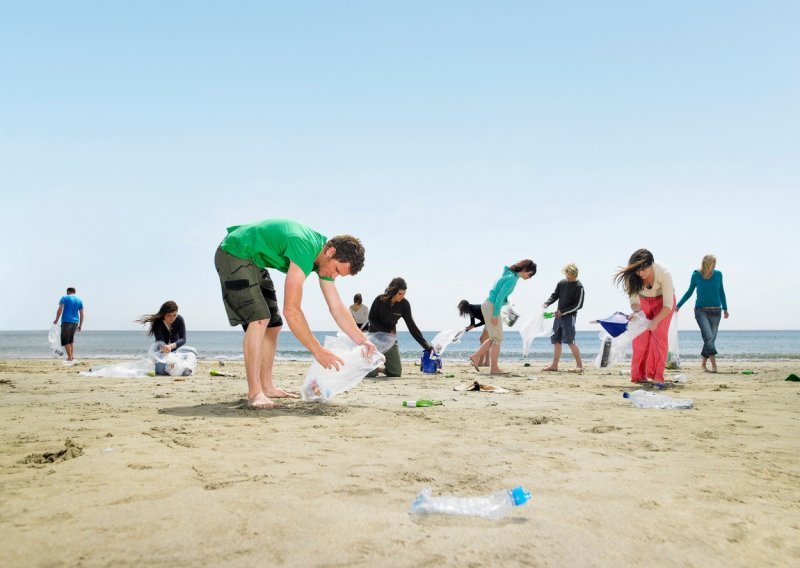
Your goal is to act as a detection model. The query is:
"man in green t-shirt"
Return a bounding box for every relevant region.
[214,219,376,409]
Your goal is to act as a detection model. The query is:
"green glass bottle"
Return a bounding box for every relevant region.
[543,312,555,319]
[402,400,443,407]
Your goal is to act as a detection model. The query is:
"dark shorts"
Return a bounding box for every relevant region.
[214,247,283,330]
[550,314,577,345]
[61,323,78,346]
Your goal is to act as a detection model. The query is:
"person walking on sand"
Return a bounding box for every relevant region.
[468,260,537,375]
[614,249,675,384]
[53,287,84,362]
[458,300,489,366]
[366,278,433,378]
[214,219,376,409]
[349,293,370,331]
[676,254,729,373]
[542,263,585,373]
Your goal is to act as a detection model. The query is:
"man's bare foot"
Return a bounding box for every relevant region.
[542,365,558,372]
[263,387,299,399]
[245,393,276,409]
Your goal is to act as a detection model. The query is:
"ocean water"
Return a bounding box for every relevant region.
[2,329,799,362]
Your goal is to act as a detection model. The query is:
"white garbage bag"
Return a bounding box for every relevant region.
[666,311,681,369]
[431,328,466,356]
[519,306,552,357]
[593,312,651,368]
[301,332,393,402]
[48,324,65,358]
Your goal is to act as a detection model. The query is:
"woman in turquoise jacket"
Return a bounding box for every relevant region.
[468,259,537,374]
[676,254,729,373]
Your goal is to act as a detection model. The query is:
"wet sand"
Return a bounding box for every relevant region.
[1,358,799,567]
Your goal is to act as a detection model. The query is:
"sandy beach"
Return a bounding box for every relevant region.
[1,357,798,567]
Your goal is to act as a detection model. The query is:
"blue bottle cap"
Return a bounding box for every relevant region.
[510,486,532,506]
[623,392,631,399]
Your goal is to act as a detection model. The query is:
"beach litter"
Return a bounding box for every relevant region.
[786,374,800,382]
[454,380,509,393]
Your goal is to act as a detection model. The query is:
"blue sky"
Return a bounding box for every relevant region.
[2,1,798,332]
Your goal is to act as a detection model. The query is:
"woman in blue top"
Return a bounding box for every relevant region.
[676,255,729,373]
[468,260,537,375]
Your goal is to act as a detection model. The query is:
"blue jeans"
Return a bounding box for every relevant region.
[695,308,722,358]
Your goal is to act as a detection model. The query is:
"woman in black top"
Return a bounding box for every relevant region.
[367,278,432,377]
[458,300,489,366]
[136,300,187,354]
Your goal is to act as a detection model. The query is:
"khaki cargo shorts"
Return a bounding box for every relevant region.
[214,247,283,329]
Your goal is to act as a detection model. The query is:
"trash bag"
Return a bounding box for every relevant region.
[595,312,630,338]
[80,358,154,378]
[148,342,198,376]
[519,306,552,357]
[431,328,466,356]
[48,324,65,358]
[500,303,521,327]
[593,312,651,368]
[301,332,393,402]
[666,311,681,369]
[420,350,442,373]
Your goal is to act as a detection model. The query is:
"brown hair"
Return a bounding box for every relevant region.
[509,259,537,275]
[613,249,654,295]
[325,235,365,275]
[380,277,407,301]
[353,293,363,305]
[458,300,471,317]
[135,300,178,337]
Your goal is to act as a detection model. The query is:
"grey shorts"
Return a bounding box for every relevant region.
[214,247,283,330]
[61,323,78,346]
[550,314,577,345]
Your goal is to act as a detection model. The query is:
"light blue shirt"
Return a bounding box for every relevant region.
[486,267,519,317]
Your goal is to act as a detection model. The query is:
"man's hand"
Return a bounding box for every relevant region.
[314,347,345,370]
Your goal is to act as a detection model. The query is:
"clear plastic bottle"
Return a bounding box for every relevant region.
[402,400,442,407]
[410,486,532,519]
[623,389,693,409]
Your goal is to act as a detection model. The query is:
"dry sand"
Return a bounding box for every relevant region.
[1,358,799,567]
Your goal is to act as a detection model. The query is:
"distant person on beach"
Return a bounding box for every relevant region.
[136,300,187,353]
[53,287,84,361]
[542,263,585,373]
[215,219,375,409]
[676,254,729,373]
[349,293,369,331]
[468,260,537,375]
[614,249,675,384]
[366,277,433,378]
[458,300,489,366]
[135,301,191,376]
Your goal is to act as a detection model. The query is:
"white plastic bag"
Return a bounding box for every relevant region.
[519,306,552,357]
[666,311,680,369]
[80,358,154,378]
[500,303,521,327]
[593,312,651,368]
[431,328,466,356]
[301,332,393,402]
[48,324,65,358]
[149,342,198,376]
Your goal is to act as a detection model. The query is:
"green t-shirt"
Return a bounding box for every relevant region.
[220,219,330,279]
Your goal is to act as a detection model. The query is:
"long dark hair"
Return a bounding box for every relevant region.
[458,300,471,317]
[135,300,178,336]
[613,249,655,295]
[380,277,407,301]
[509,259,537,275]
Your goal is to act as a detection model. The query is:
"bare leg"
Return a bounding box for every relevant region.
[478,330,490,366]
[469,338,493,370]
[542,344,562,371]
[701,356,709,372]
[259,325,297,398]
[243,320,275,409]
[489,341,507,374]
[569,343,583,371]
[65,344,74,361]
[709,355,717,373]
